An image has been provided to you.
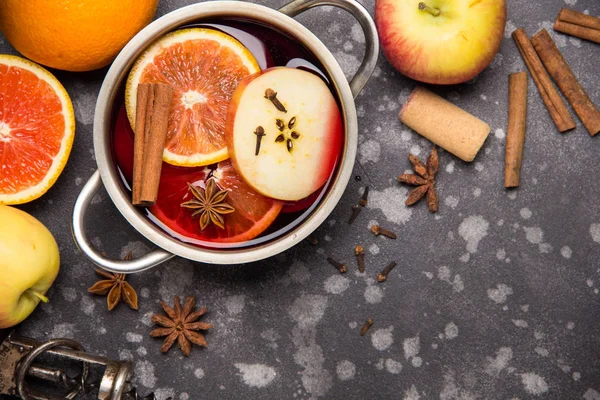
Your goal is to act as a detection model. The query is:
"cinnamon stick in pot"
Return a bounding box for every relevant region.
[531,29,600,136]
[511,28,575,133]
[505,72,528,188]
[554,8,600,44]
[132,83,173,206]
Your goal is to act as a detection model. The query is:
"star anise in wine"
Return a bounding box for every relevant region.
[88,252,138,311]
[397,147,439,213]
[150,296,212,356]
[181,177,235,231]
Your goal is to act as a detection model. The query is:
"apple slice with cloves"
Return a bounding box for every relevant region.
[225,67,343,201]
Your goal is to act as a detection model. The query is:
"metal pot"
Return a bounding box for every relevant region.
[72,0,378,272]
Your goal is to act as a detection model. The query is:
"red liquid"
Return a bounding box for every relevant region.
[111,19,344,249]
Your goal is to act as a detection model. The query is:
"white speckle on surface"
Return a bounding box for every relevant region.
[324,275,350,294]
[119,349,133,361]
[480,94,487,100]
[324,235,332,242]
[385,358,403,374]
[234,363,277,388]
[423,271,433,279]
[444,322,459,340]
[458,215,489,253]
[136,347,147,356]
[474,162,484,172]
[158,264,194,302]
[289,294,327,328]
[126,332,143,343]
[459,253,470,263]
[80,295,95,315]
[343,41,353,52]
[374,358,385,370]
[521,304,529,312]
[488,284,513,304]
[364,284,384,304]
[404,385,421,400]
[349,321,358,329]
[445,161,455,174]
[399,88,412,105]
[590,223,600,243]
[495,128,506,139]
[403,336,420,360]
[410,145,422,156]
[140,288,150,298]
[180,393,189,400]
[51,323,76,339]
[539,243,553,253]
[437,266,464,292]
[412,357,423,367]
[444,196,459,209]
[225,295,246,315]
[496,249,506,260]
[350,23,365,43]
[521,373,549,395]
[154,389,175,400]
[512,319,529,328]
[98,327,107,334]
[520,208,532,219]
[504,20,517,38]
[194,368,205,379]
[523,226,543,244]
[473,188,482,197]
[587,279,594,287]
[336,360,356,381]
[534,331,545,340]
[290,261,311,283]
[371,327,394,351]
[535,347,549,357]
[367,186,412,225]
[359,139,381,164]
[567,321,575,330]
[61,287,77,302]
[508,191,517,200]
[74,91,96,125]
[485,347,513,376]
[135,360,156,388]
[572,372,581,381]
[560,246,572,259]
[564,0,577,5]
[368,243,380,255]
[401,129,413,141]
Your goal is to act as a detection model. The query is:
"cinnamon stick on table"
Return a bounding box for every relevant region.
[511,28,575,133]
[554,8,600,44]
[132,83,173,206]
[505,72,528,188]
[531,29,600,136]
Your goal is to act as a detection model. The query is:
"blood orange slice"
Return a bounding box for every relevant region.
[112,106,282,244]
[125,28,260,167]
[0,55,75,205]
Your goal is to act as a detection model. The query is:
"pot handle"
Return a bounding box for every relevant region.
[278,0,379,99]
[71,170,175,274]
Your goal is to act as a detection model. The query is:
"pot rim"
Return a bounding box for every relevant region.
[93,1,358,264]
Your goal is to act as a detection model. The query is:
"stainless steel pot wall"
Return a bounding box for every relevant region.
[72,0,378,273]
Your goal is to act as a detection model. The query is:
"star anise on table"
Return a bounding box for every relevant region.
[181,177,235,231]
[397,147,439,213]
[150,296,213,357]
[88,253,138,311]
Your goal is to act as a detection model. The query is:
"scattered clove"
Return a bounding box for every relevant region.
[377,261,397,282]
[360,318,373,336]
[253,126,265,156]
[306,236,318,245]
[371,225,397,239]
[359,186,369,206]
[354,245,365,273]
[327,257,347,273]
[348,204,361,224]
[264,88,287,112]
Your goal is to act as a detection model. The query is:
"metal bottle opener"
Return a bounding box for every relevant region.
[0,329,166,400]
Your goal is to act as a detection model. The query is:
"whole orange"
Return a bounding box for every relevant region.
[0,0,159,72]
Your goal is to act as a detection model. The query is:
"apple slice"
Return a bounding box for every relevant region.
[226,67,343,201]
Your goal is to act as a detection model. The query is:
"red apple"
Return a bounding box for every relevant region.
[375,0,506,85]
[225,67,343,201]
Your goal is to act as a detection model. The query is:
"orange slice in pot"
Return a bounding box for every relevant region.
[0,55,75,205]
[125,28,260,167]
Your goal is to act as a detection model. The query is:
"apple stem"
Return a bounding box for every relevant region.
[26,289,49,303]
[418,2,441,16]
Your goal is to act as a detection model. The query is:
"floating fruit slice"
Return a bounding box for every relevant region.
[150,161,283,243]
[226,67,343,201]
[0,55,75,205]
[125,28,260,167]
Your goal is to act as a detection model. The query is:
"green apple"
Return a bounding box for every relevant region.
[375,0,506,84]
[0,205,59,329]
